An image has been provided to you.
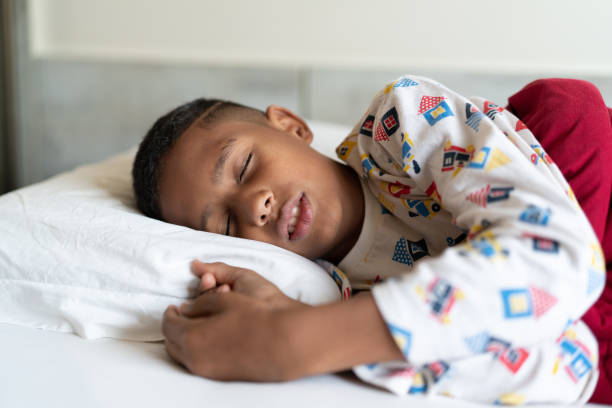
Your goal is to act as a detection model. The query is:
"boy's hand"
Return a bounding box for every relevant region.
[163,292,304,381]
[190,260,297,309]
[162,261,307,381]
[162,262,405,382]
[162,290,405,382]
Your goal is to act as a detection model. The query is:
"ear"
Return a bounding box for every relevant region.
[265,105,313,145]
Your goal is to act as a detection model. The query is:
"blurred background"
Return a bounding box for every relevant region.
[1,0,611,193]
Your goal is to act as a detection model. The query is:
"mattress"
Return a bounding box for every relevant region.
[2,323,597,408]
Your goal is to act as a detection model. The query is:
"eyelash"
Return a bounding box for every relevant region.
[239,153,253,182]
[226,153,253,235]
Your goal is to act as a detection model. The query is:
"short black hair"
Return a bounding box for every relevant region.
[132,98,265,220]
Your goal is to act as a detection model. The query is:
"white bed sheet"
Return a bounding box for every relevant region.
[0,323,600,407]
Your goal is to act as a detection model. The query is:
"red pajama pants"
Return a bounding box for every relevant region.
[506,79,612,404]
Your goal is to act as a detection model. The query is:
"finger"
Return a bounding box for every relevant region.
[180,292,228,317]
[211,264,250,287]
[199,272,217,292]
[192,261,249,287]
[191,259,209,278]
[191,260,227,278]
[211,283,231,294]
[162,305,187,340]
[199,282,230,297]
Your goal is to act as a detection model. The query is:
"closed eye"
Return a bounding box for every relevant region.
[239,153,253,182]
[226,153,253,236]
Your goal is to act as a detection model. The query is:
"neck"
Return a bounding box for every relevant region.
[323,163,364,264]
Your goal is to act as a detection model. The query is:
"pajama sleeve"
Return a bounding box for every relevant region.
[354,76,606,366]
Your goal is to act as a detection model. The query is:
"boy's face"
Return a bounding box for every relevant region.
[157,106,364,262]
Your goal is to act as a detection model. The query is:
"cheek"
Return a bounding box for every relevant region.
[239,226,320,259]
[239,227,275,247]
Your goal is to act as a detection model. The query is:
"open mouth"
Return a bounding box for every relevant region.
[287,200,301,235]
[282,193,313,241]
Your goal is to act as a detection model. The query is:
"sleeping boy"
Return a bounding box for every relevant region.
[132,75,609,404]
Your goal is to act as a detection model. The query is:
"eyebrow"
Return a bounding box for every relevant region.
[213,137,238,185]
[201,137,238,231]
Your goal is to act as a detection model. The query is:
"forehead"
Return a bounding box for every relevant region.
[157,123,227,222]
[170,122,226,164]
[163,124,221,184]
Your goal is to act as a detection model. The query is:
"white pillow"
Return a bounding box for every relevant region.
[0,120,351,341]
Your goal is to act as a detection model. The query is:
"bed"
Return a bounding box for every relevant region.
[0,118,604,407]
[0,323,486,408]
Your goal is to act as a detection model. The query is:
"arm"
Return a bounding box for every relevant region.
[163,260,600,403]
[339,75,606,365]
[330,76,604,402]
[284,291,404,379]
[162,263,402,381]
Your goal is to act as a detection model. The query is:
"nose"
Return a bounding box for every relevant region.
[242,189,275,227]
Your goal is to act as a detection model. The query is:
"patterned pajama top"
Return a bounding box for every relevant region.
[319,75,606,404]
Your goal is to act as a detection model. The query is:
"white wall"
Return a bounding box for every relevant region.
[29,0,612,75]
[13,0,612,188]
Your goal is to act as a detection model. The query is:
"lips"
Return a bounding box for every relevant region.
[278,193,313,241]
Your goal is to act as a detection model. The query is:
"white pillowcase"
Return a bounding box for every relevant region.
[0,120,351,341]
